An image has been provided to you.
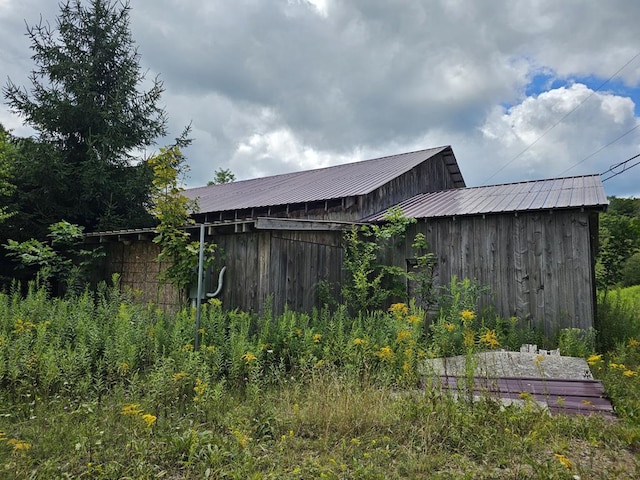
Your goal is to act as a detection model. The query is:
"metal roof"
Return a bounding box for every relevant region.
[438,376,615,418]
[185,146,463,214]
[364,175,608,221]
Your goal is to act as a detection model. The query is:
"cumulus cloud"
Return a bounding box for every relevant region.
[2,0,640,196]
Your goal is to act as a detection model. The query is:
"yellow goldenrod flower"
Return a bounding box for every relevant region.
[353,337,367,346]
[554,453,573,469]
[623,369,637,377]
[118,362,130,376]
[479,329,500,349]
[389,303,409,318]
[396,330,412,342]
[7,439,31,452]
[313,333,322,343]
[444,322,455,332]
[376,346,395,362]
[463,328,475,348]
[587,354,602,366]
[460,310,476,325]
[403,360,411,373]
[141,413,157,428]
[208,298,222,308]
[242,352,257,363]
[121,403,143,416]
[172,371,187,382]
[193,378,207,402]
[406,315,421,325]
[628,338,640,348]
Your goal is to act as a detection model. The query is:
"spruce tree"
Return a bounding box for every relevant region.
[3,0,167,232]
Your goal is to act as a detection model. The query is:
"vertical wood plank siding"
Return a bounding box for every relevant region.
[400,210,596,333]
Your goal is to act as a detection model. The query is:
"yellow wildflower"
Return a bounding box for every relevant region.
[313,333,322,343]
[118,362,130,376]
[587,354,602,366]
[463,328,475,348]
[444,322,455,332]
[7,439,31,452]
[141,413,157,428]
[208,297,222,308]
[172,371,187,382]
[628,338,640,348]
[406,315,421,325]
[403,360,412,374]
[376,346,395,362]
[554,453,573,469]
[623,369,637,377]
[121,403,143,416]
[353,337,367,346]
[396,330,412,342]
[242,352,257,363]
[479,329,500,349]
[389,303,409,318]
[194,378,207,402]
[351,437,361,446]
[460,310,476,325]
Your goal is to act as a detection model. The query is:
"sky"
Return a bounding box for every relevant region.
[1,0,640,197]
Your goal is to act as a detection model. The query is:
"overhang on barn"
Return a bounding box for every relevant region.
[88,146,608,333]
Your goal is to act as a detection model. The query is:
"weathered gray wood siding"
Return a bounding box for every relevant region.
[394,210,598,333]
[206,230,344,313]
[358,150,461,220]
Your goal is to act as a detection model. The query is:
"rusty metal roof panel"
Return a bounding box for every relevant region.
[364,175,608,221]
[185,146,463,214]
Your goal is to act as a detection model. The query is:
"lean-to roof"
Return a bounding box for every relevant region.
[364,175,608,221]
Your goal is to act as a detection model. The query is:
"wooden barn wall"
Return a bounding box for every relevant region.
[360,151,461,220]
[205,230,344,314]
[101,241,182,309]
[387,210,597,334]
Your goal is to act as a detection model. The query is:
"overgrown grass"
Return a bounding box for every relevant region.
[1,281,639,478]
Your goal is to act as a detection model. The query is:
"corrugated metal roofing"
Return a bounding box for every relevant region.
[185,146,462,214]
[438,376,615,418]
[365,175,608,221]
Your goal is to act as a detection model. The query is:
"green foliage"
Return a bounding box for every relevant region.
[621,252,640,287]
[596,196,640,288]
[409,232,438,310]
[341,207,416,313]
[0,284,638,478]
[2,0,166,232]
[207,167,236,185]
[148,141,216,292]
[0,125,16,224]
[556,328,596,357]
[3,221,103,294]
[596,286,640,353]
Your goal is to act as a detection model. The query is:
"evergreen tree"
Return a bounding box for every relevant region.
[3,0,167,232]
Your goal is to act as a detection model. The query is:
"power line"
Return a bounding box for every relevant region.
[482,51,640,184]
[601,152,640,182]
[558,123,640,176]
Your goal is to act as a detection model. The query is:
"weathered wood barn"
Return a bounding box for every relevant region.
[89,145,608,333]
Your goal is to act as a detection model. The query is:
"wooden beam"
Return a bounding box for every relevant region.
[254,217,358,231]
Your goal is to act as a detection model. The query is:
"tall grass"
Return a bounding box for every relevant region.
[1,280,639,478]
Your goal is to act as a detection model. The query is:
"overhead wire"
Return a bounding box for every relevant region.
[601,152,640,182]
[481,51,640,185]
[558,123,640,176]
